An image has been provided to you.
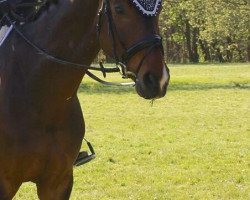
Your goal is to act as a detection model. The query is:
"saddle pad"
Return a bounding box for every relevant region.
[129,0,162,17]
[0,25,13,46]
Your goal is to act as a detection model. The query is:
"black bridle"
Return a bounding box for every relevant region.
[98,0,163,79]
[1,0,163,84]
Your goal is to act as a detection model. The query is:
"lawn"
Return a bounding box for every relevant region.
[14,63,250,200]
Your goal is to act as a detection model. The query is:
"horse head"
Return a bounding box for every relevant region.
[98,0,170,99]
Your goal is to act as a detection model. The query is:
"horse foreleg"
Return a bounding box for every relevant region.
[0,178,21,200]
[36,170,73,200]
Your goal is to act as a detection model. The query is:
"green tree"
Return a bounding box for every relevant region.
[160,0,250,63]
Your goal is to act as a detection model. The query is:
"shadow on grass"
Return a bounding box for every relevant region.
[78,82,250,94]
[78,83,135,95]
[170,82,250,91]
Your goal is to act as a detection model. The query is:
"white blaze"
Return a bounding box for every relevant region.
[160,65,169,90]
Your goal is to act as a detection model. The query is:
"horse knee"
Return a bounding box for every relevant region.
[37,172,73,200]
[0,179,20,200]
[61,178,73,200]
[0,186,9,200]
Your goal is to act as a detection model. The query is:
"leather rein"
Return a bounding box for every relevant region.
[1,0,163,86]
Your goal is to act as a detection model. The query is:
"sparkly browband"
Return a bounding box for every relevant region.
[129,0,162,17]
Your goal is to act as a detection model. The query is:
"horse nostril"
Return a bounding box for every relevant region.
[136,73,165,99]
[143,73,158,89]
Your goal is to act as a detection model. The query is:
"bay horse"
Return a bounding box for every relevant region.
[0,0,170,199]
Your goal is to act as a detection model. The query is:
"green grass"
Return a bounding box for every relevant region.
[14,63,250,199]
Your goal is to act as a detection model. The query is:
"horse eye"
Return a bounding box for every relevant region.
[114,5,124,14]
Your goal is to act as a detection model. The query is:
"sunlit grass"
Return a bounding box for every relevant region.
[14,63,250,199]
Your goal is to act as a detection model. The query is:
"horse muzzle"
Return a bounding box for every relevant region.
[135,66,170,99]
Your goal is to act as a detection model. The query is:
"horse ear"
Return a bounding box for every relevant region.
[128,0,162,17]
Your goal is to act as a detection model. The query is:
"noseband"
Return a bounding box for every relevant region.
[97,0,163,79]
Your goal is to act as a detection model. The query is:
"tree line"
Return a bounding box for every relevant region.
[160,0,249,63]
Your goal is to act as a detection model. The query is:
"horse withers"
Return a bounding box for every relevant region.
[0,0,169,199]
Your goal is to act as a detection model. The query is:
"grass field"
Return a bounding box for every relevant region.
[14,63,249,200]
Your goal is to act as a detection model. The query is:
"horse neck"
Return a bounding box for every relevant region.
[21,0,101,104]
[30,0,101,63]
